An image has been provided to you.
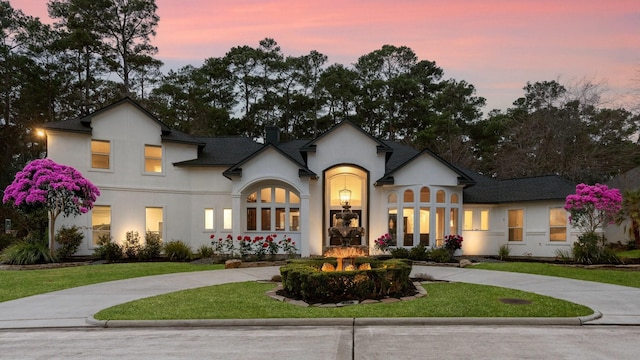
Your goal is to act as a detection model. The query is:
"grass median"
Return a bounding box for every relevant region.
[0,262,223,303]
[93,281,593,320]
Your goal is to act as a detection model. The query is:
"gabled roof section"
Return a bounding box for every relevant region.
[374,144,476,187]
[607,166,640,192]
[173,137,263,167]
[299,120,394,160]
[43,97,204,147]
[222,143,317,180]
[460,168,576,204]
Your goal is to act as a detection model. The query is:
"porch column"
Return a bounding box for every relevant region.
[231,193,241,236]
[300,194,311,257]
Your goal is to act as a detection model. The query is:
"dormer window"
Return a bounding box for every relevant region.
[144,145,162,173]
[91,140,110,169]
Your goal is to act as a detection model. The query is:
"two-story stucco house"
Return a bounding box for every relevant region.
[43,97,579,258]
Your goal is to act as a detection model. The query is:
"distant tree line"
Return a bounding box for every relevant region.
[2,0,640,198]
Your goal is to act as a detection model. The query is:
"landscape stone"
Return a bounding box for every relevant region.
[225,259,242,269]
[459,259,473,268]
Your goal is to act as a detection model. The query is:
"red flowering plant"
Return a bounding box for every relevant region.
[210,234,223,254]
[444,234,463,253]
[264,234,280,256]
[278,235,297,257]
[251,236,268,259]
[238,236,253,257]
[210,234,236,257]
[374,233,393,252]
[3,159,100,256]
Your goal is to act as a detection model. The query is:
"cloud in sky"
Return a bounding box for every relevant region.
[10,0,640,112]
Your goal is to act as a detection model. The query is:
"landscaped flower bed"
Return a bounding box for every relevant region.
[279,258,414,303]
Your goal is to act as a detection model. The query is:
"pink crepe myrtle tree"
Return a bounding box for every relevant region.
[564,183,622,235]
[2,159,100,257]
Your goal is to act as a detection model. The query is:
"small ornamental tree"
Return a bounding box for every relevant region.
[2,159,100,257]
[564,183,622,234]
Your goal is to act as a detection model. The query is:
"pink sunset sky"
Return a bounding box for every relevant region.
[10,0,640,112]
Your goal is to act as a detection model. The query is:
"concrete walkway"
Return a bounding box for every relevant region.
[1,265,640,329]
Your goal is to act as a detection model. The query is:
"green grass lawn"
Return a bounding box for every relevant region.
[93,281,592,320]
[617,249,640,258]
[474,262,640,288]
[4,260,633,320]
[0,262,223,303]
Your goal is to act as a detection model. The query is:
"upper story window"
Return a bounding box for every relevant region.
[91,140,110,169]
[144,145,162,173]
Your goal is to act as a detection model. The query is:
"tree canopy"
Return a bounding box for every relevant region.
[2,158,100,255]
[1,0,639,198]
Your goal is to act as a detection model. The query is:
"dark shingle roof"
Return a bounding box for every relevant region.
[460,168,576,204]
[607,166,640,192]
[174,137,262,166]
[44,97,204,147]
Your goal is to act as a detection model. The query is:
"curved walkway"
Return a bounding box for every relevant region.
[1,265,640,329]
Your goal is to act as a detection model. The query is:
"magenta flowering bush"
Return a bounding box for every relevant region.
[3,159,100,256]
[564,183,622,234]
[444,234,463,252]
[374,233,393,252]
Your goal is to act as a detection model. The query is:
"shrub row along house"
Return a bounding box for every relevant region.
[43,97,580,258]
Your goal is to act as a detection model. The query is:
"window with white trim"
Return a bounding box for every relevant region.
[508,209,524,242]
[204,208,215,230]
[92,205,111,246]
[549,207,567,241]
[91,140,110,169]
[245,186,300,232]
[144,145,162,173]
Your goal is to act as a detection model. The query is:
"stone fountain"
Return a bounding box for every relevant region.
[324,193,368,271]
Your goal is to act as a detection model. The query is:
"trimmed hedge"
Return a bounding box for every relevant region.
[280,258,413,303]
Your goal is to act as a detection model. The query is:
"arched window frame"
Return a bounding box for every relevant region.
[244,184,301,233]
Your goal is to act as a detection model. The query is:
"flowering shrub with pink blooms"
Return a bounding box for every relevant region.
[3,159,100,256]
[564,183,622,234]
[374,233,393,252]
[444,234,463,252]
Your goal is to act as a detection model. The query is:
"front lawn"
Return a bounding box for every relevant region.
[0,262,223,302]
[616,249,640,258]
[94,281,592,320]
[474,262,640,288]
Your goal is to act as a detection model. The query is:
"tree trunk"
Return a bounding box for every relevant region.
[633,220,640,248]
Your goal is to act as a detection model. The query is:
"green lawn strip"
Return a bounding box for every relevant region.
[94,281,592,320]
[0,262,223,303]
[474,262,640,288]
[617,249,640,258]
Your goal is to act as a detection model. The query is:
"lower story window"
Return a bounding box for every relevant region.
[245,186,300,232]
[146,207,163,242]
[92,205,111,246]
[223,209,232,230]
[204,208,214,230]
[508,209,523,242]
[549,207,567,241]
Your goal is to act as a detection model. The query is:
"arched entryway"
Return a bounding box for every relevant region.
[324,165,368,247]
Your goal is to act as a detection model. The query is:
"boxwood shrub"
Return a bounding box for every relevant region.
[280,257,413,303]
